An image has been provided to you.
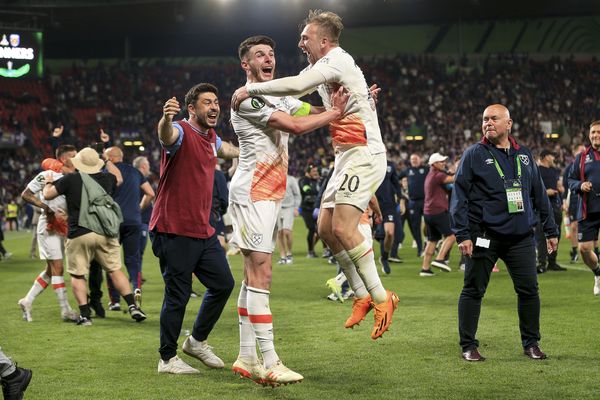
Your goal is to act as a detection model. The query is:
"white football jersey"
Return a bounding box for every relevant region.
[26,170,68,234]
[229,95,303,204]
[307,47,386,154]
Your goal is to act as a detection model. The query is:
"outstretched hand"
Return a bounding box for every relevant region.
[100,129,110,143]
[231,87,249,112]
[163,97,181,122]
[51,125,64,137]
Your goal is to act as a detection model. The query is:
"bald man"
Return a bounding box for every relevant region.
[103,146,155,309]
[450,104,559,362]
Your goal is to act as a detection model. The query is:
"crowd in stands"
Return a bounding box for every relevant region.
[1,54,598,208]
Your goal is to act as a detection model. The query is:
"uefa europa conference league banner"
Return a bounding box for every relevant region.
[0,31,43,79]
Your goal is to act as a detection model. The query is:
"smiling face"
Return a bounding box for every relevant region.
[298,23,324,65]
[189,92,220,130]
[242,43,275,83]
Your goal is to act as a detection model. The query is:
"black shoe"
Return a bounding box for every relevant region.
[570,250,579,263]
[524,345,547,360]
[1,367,32,400]
[89,299,106,318]
[462,347,485,362]
[431,259,451,272]
[379,257,391,275]
[536,265,546,274]
[76,315,92,326]
[129,305,147,322]
[547,263,567,271]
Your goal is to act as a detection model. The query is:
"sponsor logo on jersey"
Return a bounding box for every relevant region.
[485,158,494,165]
[250,97,265,110]
[518,154,529,165]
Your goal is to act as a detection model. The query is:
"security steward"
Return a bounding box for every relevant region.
[450,104,559,362]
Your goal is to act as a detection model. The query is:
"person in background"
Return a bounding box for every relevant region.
[276,174,302,265]
[298,164,321,258]
[535,149,566,272]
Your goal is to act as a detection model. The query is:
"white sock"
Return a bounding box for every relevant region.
[51,275,70,311]
[237,282,257,361]
[246,286,279,368]
[24,271,50,304]
[334,272,347,286]
[347,240,387,303]
[334,250,369,298]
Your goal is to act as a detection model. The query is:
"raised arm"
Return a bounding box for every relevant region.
[158,97,181,146]
[232,69,327,111]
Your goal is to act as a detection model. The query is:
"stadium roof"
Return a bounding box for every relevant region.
[1,0,599,58]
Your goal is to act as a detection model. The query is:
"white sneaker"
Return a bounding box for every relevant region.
[18,298,32,322]
[263,360,303,386]
[232,357,267,385]
[594,276,600,296]
[61,309,79,322]
[158,356,200,374]
[182,337,224,369]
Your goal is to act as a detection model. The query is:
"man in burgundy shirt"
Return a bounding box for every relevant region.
[420,153,456,276]
[151,83,239,375]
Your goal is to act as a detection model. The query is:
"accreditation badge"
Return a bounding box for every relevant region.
[504,179,524,213]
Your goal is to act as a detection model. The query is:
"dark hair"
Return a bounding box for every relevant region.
[238,35,276,61]
[56,144,77,159]
[185,83,219,108]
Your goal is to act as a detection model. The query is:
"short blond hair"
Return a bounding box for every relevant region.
[590,120,600,129]
[303,9,343,44]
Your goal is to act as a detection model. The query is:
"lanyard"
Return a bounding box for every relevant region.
[487,149,521,181]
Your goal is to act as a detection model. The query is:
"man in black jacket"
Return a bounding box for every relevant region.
[451,104,558,362]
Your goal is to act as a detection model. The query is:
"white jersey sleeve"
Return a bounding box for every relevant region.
[26,171,46,195]
[237,96,276,127]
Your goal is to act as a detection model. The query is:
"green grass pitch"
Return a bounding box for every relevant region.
[0,222,598,400]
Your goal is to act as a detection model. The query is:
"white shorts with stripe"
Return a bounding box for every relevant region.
[229,200,281,253]
[322,146,387,211]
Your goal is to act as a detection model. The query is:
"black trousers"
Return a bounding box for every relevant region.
[536,206,562,267]
[407,199,424,255]
[301,208,317,252]
[151,231,234,361]
[458,232,540,351]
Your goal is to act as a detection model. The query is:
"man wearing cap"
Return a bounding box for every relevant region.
[42,147,147,326]
[536,149,566,272]
[419,152,455,276]
[451,104,558,361]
